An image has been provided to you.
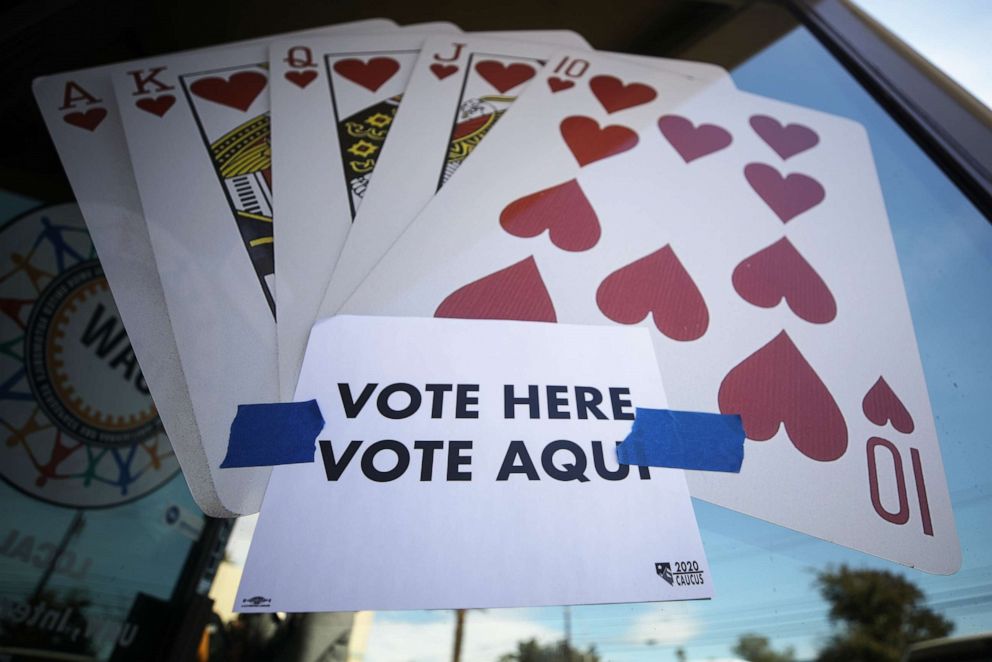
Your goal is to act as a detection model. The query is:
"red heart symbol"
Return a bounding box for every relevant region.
[750,114,819,160]
[658,115,732,163]
[719,331,848,462]
[732,237,836,323]
[596,245,708,341]
[333,57,400,92]
[589,75,656,114]
[744,163,825,223]
[500,178,600,252]
[547,77,574,93]
[190,71,267,111]
[475,60,536,94]
[135,95,175,117]
[560,116,638,167]
[62,108,107,131]
[862,377,915,434]
[430,63,458,80]
[435,256,556,322]
[285,69,317,89]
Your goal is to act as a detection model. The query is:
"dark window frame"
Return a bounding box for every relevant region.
[784,0,992,220]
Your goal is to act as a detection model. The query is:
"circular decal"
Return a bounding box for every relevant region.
[0,203,179,507]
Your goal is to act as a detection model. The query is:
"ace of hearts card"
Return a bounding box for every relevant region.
[33,18,397,516]
[339,50,959,573]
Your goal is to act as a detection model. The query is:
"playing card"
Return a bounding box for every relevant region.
[315,41,733,327]
[269,30,588,400]
[32,18,397,516]
[339,50,959,572]
[105,21,436,516]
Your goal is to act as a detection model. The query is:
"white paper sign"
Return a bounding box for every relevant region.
[237,316,712,612]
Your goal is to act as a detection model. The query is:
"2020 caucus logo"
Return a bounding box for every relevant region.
[656,561,705,587]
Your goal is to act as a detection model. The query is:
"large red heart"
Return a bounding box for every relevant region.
[596,245,708,341]
[732,237,836,323]
[744,163,825,223]
[430,63,458,80]
[657,114,732,163]
[719,331,848,462]
[862,377,915,433]
[435,256,556,322]
[333,57,400,92]
[63,108,107,131]
[589,75,656,114]
[559,116,638,167]
[475,60,536,94]
[499,178,600,252]
[134,95,175,117]
[750,114,819,160]
[285,70,317,89]
[190,72,267,111]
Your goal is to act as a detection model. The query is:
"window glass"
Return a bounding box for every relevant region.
[355,20,992,662]
[0,192,204,661]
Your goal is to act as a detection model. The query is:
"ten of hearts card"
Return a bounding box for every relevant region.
[340,50,960,573]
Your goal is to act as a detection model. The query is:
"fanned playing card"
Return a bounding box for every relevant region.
[270,30,590,400]
[270,30,458,402]
[316,33,595,324]
[106,22,422,516]
[315,44,733,324]
[339,50,959,573]
[32,18,397,516]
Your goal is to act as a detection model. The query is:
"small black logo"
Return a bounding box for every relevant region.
[242,595,271,608]
[655,562,674,585]
[657,561,705,587]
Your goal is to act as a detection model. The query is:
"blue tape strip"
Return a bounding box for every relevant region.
[617,407,745,473]
[219,399,324,468]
